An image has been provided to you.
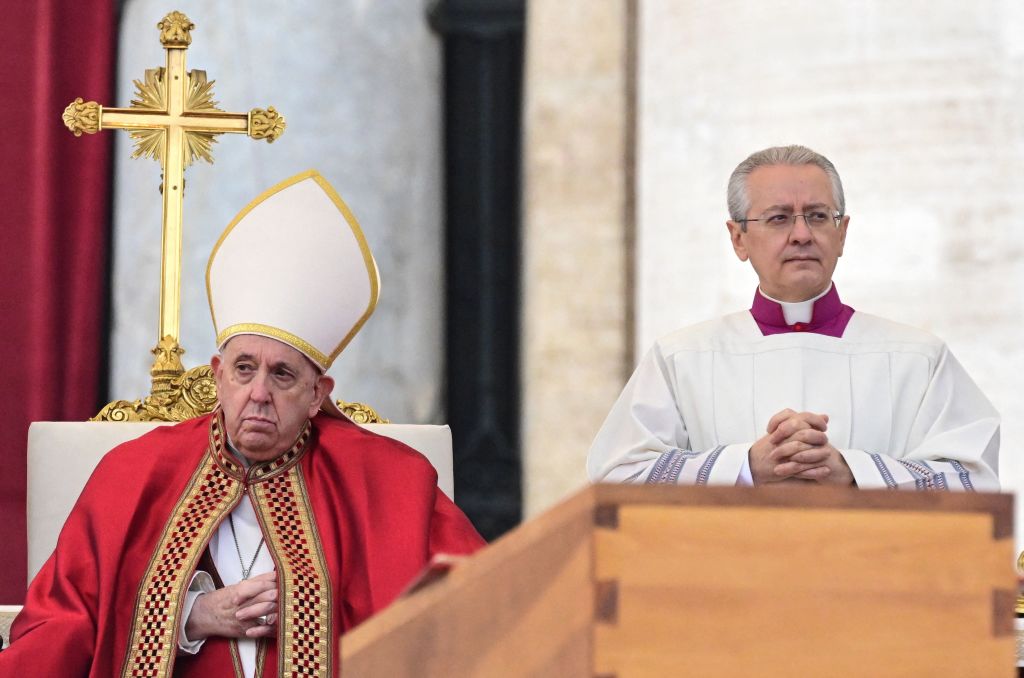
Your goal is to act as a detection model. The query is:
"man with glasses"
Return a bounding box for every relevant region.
[588,145,999,490]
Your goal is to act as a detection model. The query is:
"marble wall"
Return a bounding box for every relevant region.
[637,1,1024,543]
[110,0,444,423]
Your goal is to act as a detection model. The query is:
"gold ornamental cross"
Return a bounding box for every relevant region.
[61,10,284,396]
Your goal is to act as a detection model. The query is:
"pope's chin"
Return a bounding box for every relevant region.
[233,423,281,459]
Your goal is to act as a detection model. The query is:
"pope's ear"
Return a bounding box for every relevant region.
[210,354,222,374]
[311,375,335,416]
[726,221,749,261]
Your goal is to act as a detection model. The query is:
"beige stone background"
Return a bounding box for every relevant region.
[522,0,635,518]
[523,0,1024,550]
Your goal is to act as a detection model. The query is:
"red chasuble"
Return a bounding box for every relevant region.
[2,412,485,677]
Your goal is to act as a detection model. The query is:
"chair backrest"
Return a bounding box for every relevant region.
[26,421,454,583]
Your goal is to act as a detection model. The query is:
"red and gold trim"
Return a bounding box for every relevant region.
[120,417,327,675]
[252,461,333,677]
[121,413,328,677]
[121,416,243,677]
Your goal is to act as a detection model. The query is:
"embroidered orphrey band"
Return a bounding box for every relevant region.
[252,464,333,678]
[122,420,242,677]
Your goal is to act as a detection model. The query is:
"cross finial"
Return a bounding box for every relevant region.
[157,11,194,47]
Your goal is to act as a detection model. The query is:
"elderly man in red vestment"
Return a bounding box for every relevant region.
[0,171,485,677]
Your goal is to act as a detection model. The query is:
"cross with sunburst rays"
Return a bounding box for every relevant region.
[61,10,285,397]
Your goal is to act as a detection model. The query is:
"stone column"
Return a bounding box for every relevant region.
[521,0,637,517]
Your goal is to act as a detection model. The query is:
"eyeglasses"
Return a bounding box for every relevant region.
[737,209,843,231]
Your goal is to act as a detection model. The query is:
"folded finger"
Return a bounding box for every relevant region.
[769,416,807,443]
[235,576,278,599]
[245,571,277,585]
[245,623,277,639]
[247,587,279,605]
[772,430,829,450]
[787,447,830,464]
[798,412,829,432]
[794,466,832,480]
[769,439,820,461]
[236,600,277,622]
[766,409,797,434]
[773,461,827,477]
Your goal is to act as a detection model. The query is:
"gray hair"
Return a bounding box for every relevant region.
[726,145,845,224]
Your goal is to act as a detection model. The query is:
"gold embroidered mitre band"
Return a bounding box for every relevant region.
[206,170,380,372]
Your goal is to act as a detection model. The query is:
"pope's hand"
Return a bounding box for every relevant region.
[185,571,279,641]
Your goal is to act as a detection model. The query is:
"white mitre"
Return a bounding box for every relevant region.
[206,169,380,416]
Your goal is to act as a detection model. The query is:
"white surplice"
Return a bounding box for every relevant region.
[587,309,1000,490]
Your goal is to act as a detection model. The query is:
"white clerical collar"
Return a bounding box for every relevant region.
[759,283,833,325]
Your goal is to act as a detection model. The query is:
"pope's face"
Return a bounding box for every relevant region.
[211,335,334,463]
[726,164,849,302]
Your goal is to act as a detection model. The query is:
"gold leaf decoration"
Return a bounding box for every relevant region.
[186,70,221,112]
[157,11,194,48]
[128,129,164,163]
[92,365,217,422]
[250,107,286,142]
[1017,551,1024,614]
[151,335,185,379]
[131,68,166,111]
[61,98,101,136]
[184,131,218,166]
[337,401,390,424]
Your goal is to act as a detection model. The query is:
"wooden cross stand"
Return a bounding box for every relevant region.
[62,10,285,420]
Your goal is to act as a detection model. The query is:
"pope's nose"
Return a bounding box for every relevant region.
[249,374,272,403]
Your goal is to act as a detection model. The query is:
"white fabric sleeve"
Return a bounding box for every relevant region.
[178,570,216,654]
[838,345,1000,492]
[588,346,749,486]
[736,452,754,487]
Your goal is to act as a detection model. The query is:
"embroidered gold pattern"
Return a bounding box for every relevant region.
[121,415,328,677]
[252,465,332,677]
[122,417,241,677]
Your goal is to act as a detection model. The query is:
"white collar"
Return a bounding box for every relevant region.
[759,283,832,325]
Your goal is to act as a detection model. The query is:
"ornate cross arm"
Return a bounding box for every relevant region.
[63,100,284,149]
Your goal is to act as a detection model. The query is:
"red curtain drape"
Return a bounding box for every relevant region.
[0,1,115,602]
